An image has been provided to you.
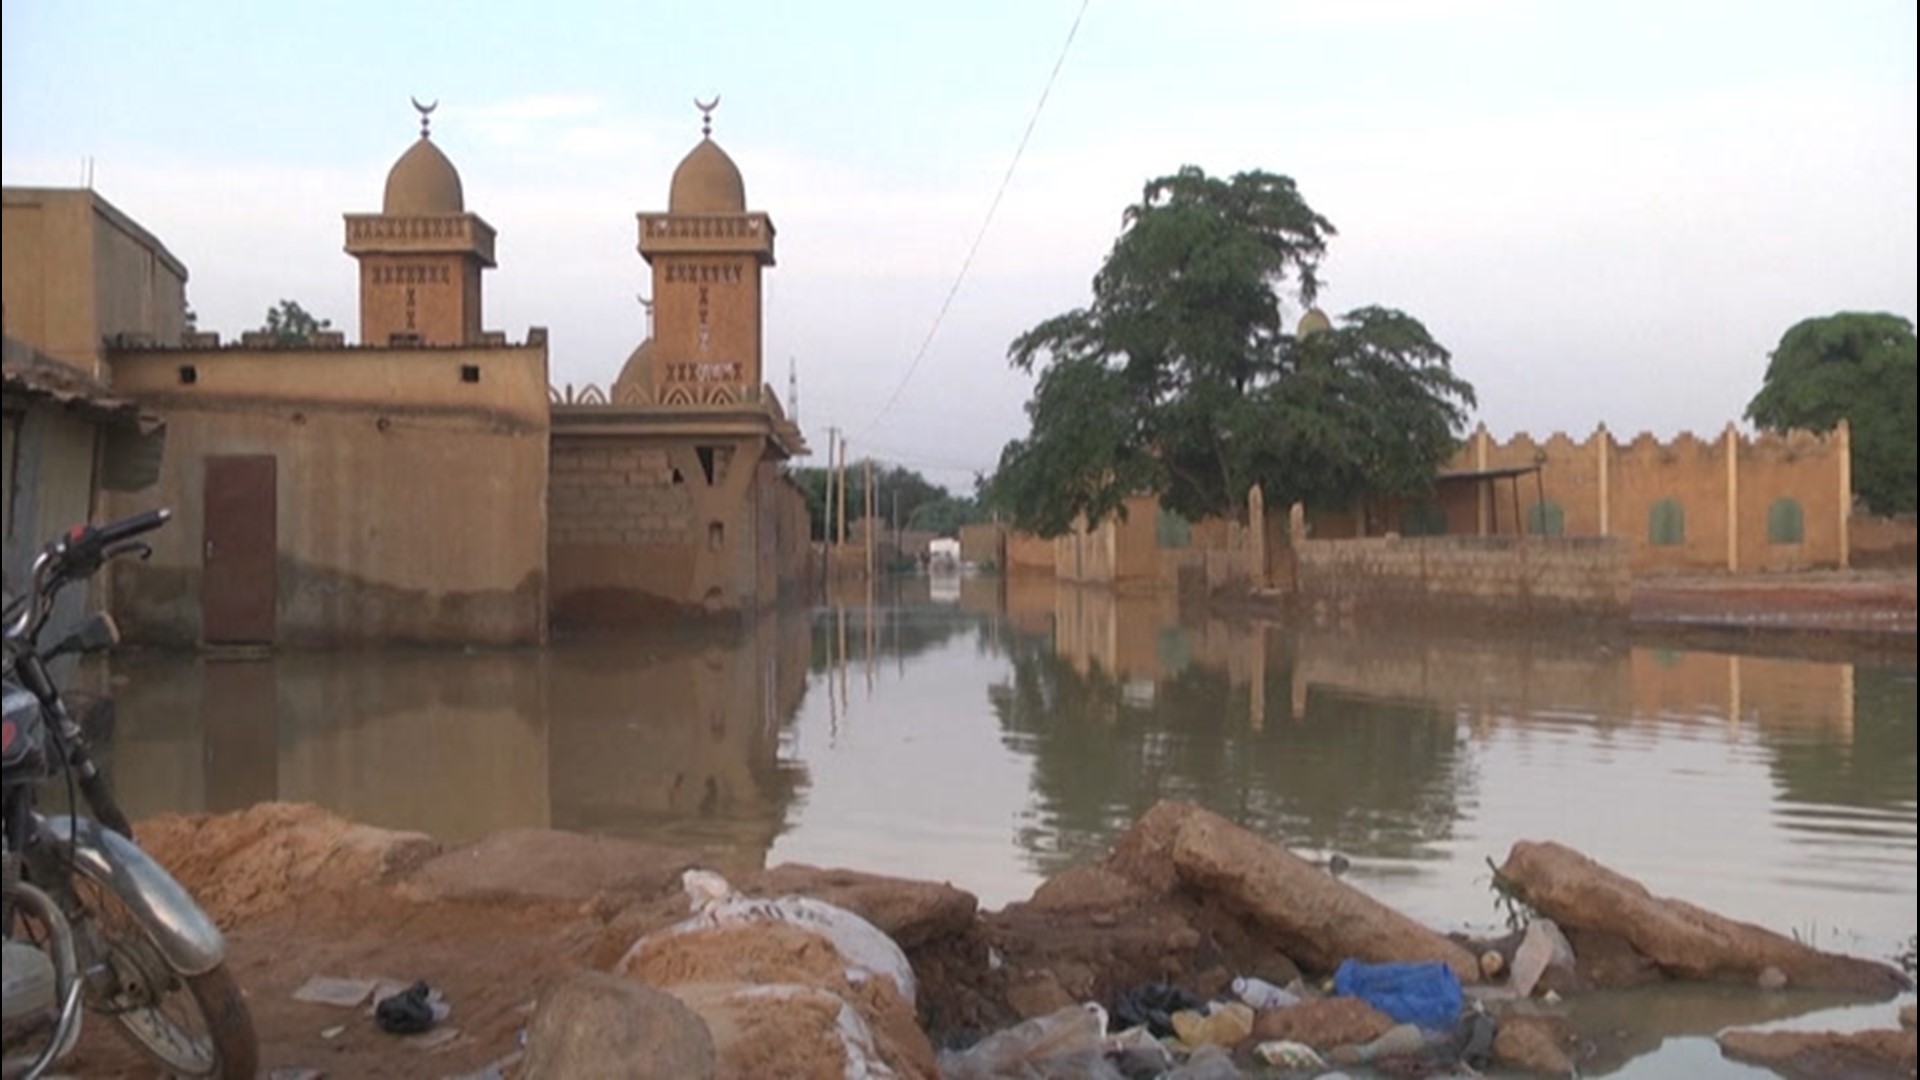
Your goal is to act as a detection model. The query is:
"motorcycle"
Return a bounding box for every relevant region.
[2,508,257,1079]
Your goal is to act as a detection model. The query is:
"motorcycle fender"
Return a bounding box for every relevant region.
[40,815,226,977]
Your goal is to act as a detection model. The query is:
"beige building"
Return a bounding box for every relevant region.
[3,187,190,376]
[95,110,551,647]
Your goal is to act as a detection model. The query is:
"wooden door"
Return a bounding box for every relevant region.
[202,456,277,644]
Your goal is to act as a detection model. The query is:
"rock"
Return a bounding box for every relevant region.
[1136,802,1479,983]
[520,971,715,1080]
[1027,864,1152,912]
[1250,997,1395,1049]
[1719,1026,1917,1080]
[1510,919,1576,997]
[1003,971,1074,1019]
[743,864,979,949]
[1563,927,1664,990]
[1757,966,1788,991]
[1498,841,1911,996]
[399,829,696,906]
[1903,1003,1915,1030]
[1491,1014,1577,1077]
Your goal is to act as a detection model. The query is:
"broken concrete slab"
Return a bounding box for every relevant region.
[1499,840,1910,995]
[1141,802,1481,982]
[1718,1026,1917,1080]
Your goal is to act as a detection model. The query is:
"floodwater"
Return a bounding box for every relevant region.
[101,574,1915,1076]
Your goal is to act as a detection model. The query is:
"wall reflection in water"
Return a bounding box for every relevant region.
[104,613,812,873]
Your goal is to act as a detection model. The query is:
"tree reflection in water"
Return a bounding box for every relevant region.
[988,631,1472,880]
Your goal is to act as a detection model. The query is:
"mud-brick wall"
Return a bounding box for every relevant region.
[1295,535,1630,621]
[104,343,551,646]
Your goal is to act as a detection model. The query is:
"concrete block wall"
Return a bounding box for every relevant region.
[1295,535,1630,621]
[548,443,690,546]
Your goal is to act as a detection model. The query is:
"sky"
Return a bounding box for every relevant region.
[4,0,1915,492]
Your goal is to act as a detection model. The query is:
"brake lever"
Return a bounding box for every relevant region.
[102,541,154,563]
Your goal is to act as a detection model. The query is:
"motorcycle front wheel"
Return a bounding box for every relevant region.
[69,873,258,1079]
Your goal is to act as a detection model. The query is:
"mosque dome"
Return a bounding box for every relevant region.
[669,138,746,214]
[384,136,465,215]
[1297,307,1334,337]
[614,338,655,394]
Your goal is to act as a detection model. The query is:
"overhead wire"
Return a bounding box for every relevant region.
[851,0,1092,440]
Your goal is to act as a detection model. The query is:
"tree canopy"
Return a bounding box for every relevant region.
[790,462,983,540]
[259,299,333,345]
[1745,312,1917,516]
[988,167,1476,536]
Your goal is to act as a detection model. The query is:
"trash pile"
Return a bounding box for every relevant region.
[941,959,1519,1078]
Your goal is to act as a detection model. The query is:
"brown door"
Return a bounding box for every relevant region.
[202,456,277,644]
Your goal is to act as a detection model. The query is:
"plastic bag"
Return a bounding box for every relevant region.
[625,869,917,1006]
[1332,959,1463,1030]
[936,1002,1115,1080]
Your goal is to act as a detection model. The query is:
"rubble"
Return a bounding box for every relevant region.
[1499,840,1910,995]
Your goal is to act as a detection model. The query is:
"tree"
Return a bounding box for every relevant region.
[1745,312,1917,516]
[789,462,958,540]
[906,494,988,537]
[989,166,1476,536]
[259,299,333,345]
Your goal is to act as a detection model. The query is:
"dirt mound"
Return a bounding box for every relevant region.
[138,802,440,924]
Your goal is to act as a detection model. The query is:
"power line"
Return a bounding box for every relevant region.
[853,0,1092,440]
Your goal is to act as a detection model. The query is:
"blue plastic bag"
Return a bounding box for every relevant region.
[1332,959,1463,1030]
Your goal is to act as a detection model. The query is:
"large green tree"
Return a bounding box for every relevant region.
[258,299,333,345]
[1745,312,1917,516]
[989,167,1475,536]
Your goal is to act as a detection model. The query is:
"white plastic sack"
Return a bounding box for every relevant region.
[623,869,918,1006]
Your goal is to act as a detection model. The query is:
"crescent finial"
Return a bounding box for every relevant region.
[694,95,721,138]
[410,96,439,138]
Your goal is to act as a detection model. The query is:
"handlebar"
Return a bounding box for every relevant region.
[3,508,171,645]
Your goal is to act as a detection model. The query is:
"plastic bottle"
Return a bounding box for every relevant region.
[1231,975,1301,1010]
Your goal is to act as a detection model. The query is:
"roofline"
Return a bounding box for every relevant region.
[3,186,190,282]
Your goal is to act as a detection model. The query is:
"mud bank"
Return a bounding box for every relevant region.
[67,800,1915,1079]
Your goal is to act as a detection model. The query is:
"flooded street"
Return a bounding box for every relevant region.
[101,575,1915,1074]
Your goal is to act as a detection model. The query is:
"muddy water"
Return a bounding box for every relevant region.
[101,576,1914,1075]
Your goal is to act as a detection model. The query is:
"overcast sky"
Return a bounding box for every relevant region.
[5,0,1914,491]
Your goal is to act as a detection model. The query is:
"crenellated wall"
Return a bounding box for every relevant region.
[1317,422,1850,574]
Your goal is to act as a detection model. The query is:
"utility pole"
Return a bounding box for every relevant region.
[837,436,849,557]
[864,456,876,583]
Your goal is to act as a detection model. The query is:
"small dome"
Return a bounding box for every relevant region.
[1297,307,1333,337]
[669,138,746,214]
[614,338,655,392]
[384,137,464,215]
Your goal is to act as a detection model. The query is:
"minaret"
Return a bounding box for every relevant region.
[636,98,777,405]
[343,99,497,346]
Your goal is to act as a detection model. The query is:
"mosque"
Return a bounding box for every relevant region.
[3,101,811,647]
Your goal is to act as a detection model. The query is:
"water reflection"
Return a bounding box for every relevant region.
[106,615,812,871]
[102,578,1913,974]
